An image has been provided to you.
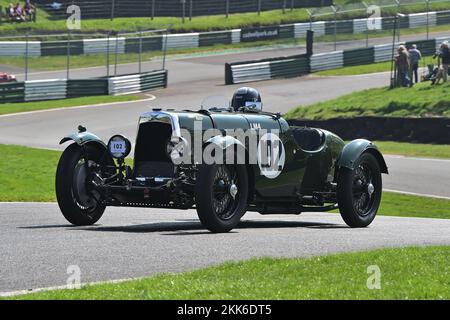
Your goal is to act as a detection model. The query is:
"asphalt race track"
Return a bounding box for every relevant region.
[0,32,449,294]
[1,203,449,293]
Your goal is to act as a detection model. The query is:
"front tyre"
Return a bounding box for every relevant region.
[337,152,382,228]
[195,164,248,233]
[55,143,106,226]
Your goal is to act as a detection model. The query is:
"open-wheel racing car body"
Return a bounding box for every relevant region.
[56,91,388,233]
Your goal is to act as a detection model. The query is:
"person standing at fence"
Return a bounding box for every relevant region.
[395,45,410,87]
[408,44,422,85]
[433,41,450,85]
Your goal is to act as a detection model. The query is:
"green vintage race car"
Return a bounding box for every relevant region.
[56,88,388,233]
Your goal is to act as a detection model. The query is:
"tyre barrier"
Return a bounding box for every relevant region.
[0,10,449,57]
[0,69,168,103]
[225,37,448,84]
[288,117,450,145]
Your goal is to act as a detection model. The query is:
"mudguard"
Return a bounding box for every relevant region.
[205,135,249,164]
[337,139,388,174]
[206,135,245,150]
[59,131,107,148]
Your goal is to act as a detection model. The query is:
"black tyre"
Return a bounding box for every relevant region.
[337,152,382,228]
[195,164,248,233]
[55,143,107,226]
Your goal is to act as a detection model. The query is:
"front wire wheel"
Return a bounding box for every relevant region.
[56,143,109,226]
[337,153,382,228]
[195,164,248,233]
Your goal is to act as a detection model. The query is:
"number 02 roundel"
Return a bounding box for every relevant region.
[257,133,286,179]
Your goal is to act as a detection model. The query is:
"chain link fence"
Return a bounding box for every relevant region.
[33,0,332,20]
[307,0,450,50]
[0,29,169,81]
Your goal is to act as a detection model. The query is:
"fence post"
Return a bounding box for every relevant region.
[181,0,186,23]
[0,5,3,25]
[257,0,261,15]
[396,0,400,42]
[139,31,142,74]
[426,0,430,40]
[282,0,286,14]
[333,6,337,51]
[106,32,110,77]
[189,0,193,21]
[114,33,119,76]
[162,29,169,70]
[111,0,115,21]
[225,0,229,18]
[25,32,29,81]
[67,31,71,79]
[151,0,155,20]
[291,0,294,12]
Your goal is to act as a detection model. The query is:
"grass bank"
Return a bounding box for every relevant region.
[10,246,450,299]
[0,95,142,115]
[0,0,449,34]
[285,82,450,120]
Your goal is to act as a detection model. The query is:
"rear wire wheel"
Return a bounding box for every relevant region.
[55,143,109,226]
[337,152,382,228]
[195,164,248,233]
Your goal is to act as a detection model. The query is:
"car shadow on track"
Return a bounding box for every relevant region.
[19,220,347,235]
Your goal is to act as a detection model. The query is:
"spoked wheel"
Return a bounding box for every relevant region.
[337,152,382,228]
[56,143,110,226]
[195,164,248,233]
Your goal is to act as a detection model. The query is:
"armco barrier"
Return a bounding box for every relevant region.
[0,82,25,103]
[343,47,375,67]
[24,79,67,101]
[140,70,168,91]
[124,36,163,53]
[109,70,168,95]
[225,54,310,84]
[1,10,449,57]
[0,41,41,57]
[0,70,167,103]
[163,33,199,50]
[225,36,448,84]
[310,51,344,72]
[108,74,142,95]
[66,79,109,98]
[288,117,450,144]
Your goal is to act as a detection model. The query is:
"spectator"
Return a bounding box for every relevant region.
[433,41,450,85]
[7,3,16,20]
[14,3,26,22]
[24,0,35,20]
[408,44,422,85]
[395,45,410,87]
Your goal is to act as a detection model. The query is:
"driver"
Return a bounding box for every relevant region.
[231,87,262,111]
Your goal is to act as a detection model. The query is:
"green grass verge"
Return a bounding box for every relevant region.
[0,95,141,115]
[10,246,450,299]
[285,82,450,120]
[374,141,450,159]
[0,145,61,202]
[379,192,450,219]
[1,144,449,219]
[0,0,449,34]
